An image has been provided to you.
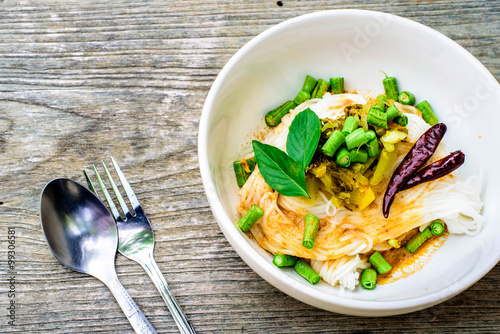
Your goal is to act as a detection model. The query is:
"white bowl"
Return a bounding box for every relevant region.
[198,9,500,316]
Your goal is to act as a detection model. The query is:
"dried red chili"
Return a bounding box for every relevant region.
[383,123,447,218]
[401,150,465,191]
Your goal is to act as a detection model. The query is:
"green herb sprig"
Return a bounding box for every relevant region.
[253,108,320,198]
[286,108,321,170]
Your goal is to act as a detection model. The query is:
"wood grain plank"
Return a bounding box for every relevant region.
[0,0,498,333]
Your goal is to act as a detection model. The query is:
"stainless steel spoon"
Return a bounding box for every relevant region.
[40,178,157,334]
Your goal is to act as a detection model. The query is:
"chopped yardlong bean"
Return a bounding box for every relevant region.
[405,227,433,253]
[416,100,438,126]
[366,138,381,157]
[386,105,403,122]
[388,239,401,248]
[395,114,408,127]
[350,148,368,163]
[382,73,399,100]
[265,100,297,127]
[398,91,416,105]
[293,90,310,105]
[301,75,318,94]
[233,161,250,187]
[302,214,320,249]
[294,260,321,284]
[322,130,345,157]
[376,94,387,111]
[360,268,377,290]
[367,107,388,129]
[336,147,351,167]
[342,116,360,136]
[311,78,330,98]
[241,156,257,173]
[345,128,369,150]
[238,205,264,232]
[273,254,298,267]
[369,251,392,274]
[365,130,377,142]
[430,221,445,236]
[330,77,344,94]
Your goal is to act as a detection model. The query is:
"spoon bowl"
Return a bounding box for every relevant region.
[40,178,157,334]
[41,178,118,281]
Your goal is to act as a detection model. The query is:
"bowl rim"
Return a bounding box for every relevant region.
[198,9,500,315]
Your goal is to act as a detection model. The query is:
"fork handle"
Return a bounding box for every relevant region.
[107,275,157,334]
[142,255,197,334]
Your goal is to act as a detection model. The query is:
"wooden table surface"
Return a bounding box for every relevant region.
[0,0,498,333]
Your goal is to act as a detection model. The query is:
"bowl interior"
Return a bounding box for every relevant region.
[200,10,500,315]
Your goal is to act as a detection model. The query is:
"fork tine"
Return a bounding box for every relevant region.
[110,156,140,210]
[101,160,131,217]
[92,165,121,221]
[83,169,98,195]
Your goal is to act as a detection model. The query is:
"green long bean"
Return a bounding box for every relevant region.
[330,77,344,94]
[405,227,433,253]
[322,130,345,157]
[398,91,416,105]
[345,128,368,150]
[238,205,264,232]
[416,100,438,126]
[294,260,321,284]
[350,148,368,163]
[382,72,399,100]
[265,100,297,127]
[369,251,392,275]
[336,147,351,167]
[233,161,250,187]
[386,105,403,122]
[342,116,360,136]
[367,107,388,129]
[366,138,381,157]
[396,115,408,127]
[430,221,445,236]
[302,214,320,249]
[311,78,330,99]
[360,268,377,290]
[301,75,318,94]
[273,254,298,267]
[293,90,310,105]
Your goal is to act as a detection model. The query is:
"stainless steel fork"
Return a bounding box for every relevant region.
[84,157,196,334]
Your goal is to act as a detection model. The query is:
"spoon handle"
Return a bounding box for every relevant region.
[107,275,157,334]
[142,254,197,334]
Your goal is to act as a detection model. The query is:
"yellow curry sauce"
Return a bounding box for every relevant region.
[378,227,449,285]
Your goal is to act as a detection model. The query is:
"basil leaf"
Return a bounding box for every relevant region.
[252,140,309,198]
[286,108,321,170]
